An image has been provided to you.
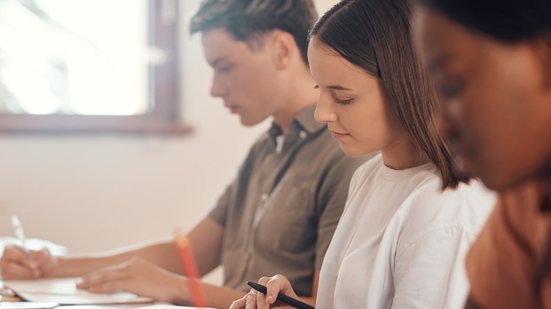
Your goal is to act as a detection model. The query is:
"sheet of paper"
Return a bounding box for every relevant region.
[136,305,215,309]
[0,302,58,309]
[4,278,153,305]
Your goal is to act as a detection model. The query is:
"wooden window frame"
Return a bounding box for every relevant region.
[0,0,191,134]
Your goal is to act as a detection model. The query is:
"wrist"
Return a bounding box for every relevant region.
[43,256,62,277]
[166,275,192,305]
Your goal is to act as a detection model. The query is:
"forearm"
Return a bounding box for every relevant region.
[202,283,246,309]
[166,276,244,309]
[50,240,182,277]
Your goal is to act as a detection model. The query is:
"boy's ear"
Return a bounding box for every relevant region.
[271,30,296,70]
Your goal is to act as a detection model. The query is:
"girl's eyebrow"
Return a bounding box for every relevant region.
[327,85,353,91]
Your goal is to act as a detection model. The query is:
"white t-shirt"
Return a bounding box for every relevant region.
[316,154,495,309]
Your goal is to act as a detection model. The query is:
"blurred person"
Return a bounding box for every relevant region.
[413,0,551,308]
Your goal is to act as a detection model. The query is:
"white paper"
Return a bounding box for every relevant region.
[0,302,58,309]
[4,278,153,305]
[137,305,215,309]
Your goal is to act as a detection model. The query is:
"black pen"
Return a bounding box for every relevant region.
[247,281,315,309]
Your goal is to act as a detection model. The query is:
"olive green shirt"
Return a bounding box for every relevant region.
[209,105,367,296]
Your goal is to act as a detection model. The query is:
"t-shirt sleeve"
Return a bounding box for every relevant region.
[392,225,471,309]
[207,143,258,227]
[315,155,365,269]
[207,182,233,226]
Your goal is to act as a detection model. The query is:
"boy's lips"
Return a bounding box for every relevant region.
[225,105,240,113]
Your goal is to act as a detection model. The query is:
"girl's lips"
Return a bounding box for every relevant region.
[330,130,350,138]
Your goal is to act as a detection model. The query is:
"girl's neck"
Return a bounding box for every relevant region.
[381,134,430,170]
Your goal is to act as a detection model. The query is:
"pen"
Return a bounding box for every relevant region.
[174,231,207,308]
[247,281,315,309]
[10,215,28,253]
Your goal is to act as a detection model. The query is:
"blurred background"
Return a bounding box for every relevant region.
[0,0,337,283]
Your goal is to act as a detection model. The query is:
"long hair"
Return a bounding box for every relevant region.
[310,0,467,189]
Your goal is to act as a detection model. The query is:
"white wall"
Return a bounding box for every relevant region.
[0,0,338,280]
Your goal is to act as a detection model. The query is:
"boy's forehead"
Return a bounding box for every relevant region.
[201,28,269,64]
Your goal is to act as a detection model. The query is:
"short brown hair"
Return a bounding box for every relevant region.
[190,0,318,65]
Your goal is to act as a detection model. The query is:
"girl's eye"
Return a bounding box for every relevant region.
[217,64,234,73]
[336,98,353,105]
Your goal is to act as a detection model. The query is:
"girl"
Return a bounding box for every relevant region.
[230,0,495,308]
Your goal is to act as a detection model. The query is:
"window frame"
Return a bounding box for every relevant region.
[0,0,191,134]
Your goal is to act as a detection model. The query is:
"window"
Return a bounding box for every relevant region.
[0,0,190,133]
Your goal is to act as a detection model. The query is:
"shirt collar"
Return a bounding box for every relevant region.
[268,104,325,141]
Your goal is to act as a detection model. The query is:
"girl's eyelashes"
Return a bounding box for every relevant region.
[335,98,353,105]
[215,63,235,73]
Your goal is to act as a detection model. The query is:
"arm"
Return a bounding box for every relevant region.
[57,216,224,278]
[1,217,223,280]
[0,240,181,279]
[73,217,244,308]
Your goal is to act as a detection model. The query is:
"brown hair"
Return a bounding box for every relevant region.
[310,0,468,189]
[190,0,318,65]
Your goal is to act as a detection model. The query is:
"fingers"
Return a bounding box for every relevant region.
[229,295,248,309]
[85,280,127,294]
[1,246,40,279]
[30,248,52,267]
[245,293,258,309]
[30,249,55,274]
[1,262,39,279]
[78,265,129,290]
[260,274,295,304]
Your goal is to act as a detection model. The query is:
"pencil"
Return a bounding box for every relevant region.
[175,231,207,308]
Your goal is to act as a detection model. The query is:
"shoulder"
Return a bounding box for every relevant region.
[396,178,496,246]
[350,154,383,181]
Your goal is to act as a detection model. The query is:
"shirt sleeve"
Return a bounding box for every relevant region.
[207,183,233,226]
[207,142,259,227]
[392,225,471,309]
[315,155,365,269]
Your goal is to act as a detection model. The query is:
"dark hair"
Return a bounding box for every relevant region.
[415,0,551,304]
[415,0,551,42]
[190,0,318,65]
[310,0,467,189]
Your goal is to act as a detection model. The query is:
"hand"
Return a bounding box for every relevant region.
[77,257,189,304]
[1,245,56,279]
[229,274,297,309]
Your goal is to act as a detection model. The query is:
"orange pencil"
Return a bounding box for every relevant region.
[174,231,207,308]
